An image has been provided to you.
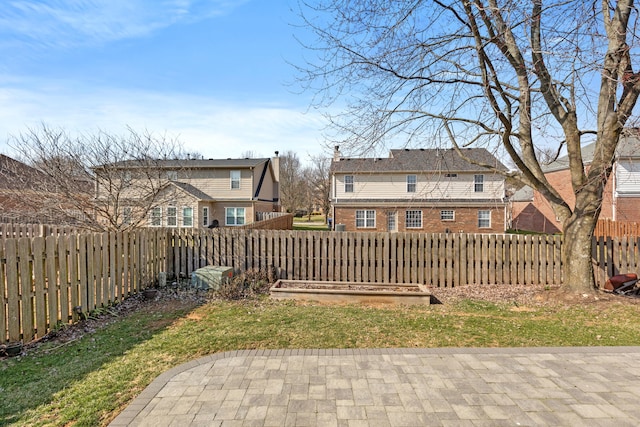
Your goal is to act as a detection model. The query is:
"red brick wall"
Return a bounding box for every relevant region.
[615,197,640,222]
[515,167,617,233]
[334,206,506,233]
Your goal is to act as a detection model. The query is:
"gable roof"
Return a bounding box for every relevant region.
[543,131,640,173]
[331,148,508,173]
[0,154,47,189]
[169,182,214,201]
[101,157,271,170]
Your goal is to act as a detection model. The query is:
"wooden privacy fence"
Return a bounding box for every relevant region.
[0,223,82,239]
[594,219,640,238]
[1,230,166,343]
[168,229,566,287]
[168,229,638,290]
[4,227,639,344]
[239,213,293,231]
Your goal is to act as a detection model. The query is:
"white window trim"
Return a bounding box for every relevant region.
[182,206,194,228]
[478,210,491,228]
[167,206,178,227]
[406,210,423,229]
[344,175,354,193]
[355,210,376,228]
[407,175,417,193]
[387,211,397,232]
[225,207,246,226]
[440,210,455,221]
[474,174,484,193]
[230,170,241,189]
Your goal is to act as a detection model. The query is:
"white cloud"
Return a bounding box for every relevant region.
[0,0,249,50]
[0,76,328,161]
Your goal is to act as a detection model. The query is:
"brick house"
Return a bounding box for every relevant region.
[0,154,86,223]
[330,148,508,233]
[95,157,280,229]
[510,131,640,233]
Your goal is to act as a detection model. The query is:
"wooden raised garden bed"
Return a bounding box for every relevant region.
[270,280,431,305]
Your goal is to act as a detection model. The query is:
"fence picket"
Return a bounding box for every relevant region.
[32,237,47,338]
[0,241,6,341]
[19,238,34,342]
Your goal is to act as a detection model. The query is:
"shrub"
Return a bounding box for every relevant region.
[213,266,277,300]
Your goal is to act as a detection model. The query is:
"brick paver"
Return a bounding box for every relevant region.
[110,347,640,426]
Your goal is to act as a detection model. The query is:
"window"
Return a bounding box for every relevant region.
[478,210,491,228]
[441,210,455,221]
[202,207,209,227]
[226,207,246,226]
[182,207,193,227]
[387,211,397,232]
[407,175,417,193]
[167,206,177,227]
[406,210,422,228]
[344,175,354,193]
[123,171,132,185]
[355,210,376,228]
[474,174,484,192]
[230,170,241,189]
[150,207,162,227]
[122,207,132,225]
[166,171,178,181]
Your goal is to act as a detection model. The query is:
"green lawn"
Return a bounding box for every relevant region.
[293,215,329,231]
[2,295,640,426]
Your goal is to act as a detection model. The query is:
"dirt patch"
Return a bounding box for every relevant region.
[430,283,640,308]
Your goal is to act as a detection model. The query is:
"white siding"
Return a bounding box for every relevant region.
[334,173,504,200]
[616,160,640,195]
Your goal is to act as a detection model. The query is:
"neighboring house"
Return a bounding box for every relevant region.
[510,130,640,233]
[95,157,280,229]
[330,148,508,233]
[0,154,66,223]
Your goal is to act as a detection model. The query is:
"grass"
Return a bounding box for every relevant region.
[293,214,329,231]
[2,296,640,426]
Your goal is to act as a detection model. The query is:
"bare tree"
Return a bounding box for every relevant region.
[240,150,264,159]
[298,0,640,293]
[308,154,332,223]
[278,150,305,214]
[10,125,188,231]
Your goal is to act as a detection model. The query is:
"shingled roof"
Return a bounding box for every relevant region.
[101,157,270,169]
[331,148,508,173]
[543,131,640,173]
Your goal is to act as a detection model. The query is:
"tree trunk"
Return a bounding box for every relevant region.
[562,214,597,294]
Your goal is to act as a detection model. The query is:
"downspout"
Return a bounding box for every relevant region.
[612,161,617,221]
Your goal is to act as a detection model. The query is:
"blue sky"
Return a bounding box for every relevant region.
[0,0,327,161]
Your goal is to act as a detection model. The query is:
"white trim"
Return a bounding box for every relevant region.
[355,209,376,228]
[478,210,491,228]
[182,206,193,228]
[230,170,241,189]
[150,206,162,227]
[225,207,246,226]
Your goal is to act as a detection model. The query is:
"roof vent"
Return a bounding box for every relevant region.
[405,148,410,151]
